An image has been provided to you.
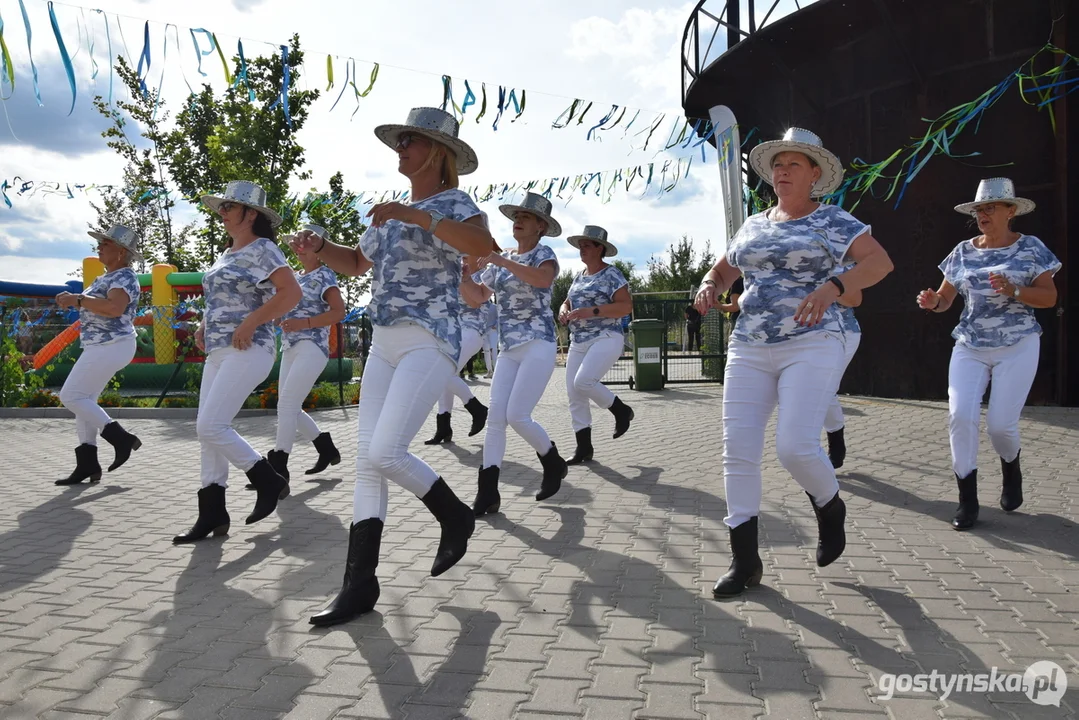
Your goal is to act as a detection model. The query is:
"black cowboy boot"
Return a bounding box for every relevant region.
[1000,450,1023,512]
[566,428,594,466]
[420,478,475,577]
[464,397,488,437]
[608,397,634,439]
[172,485,230,544]
[56,444,102,486]
[310,518,383,626]
[827,428,846,469]
[712,517,765,598]
[423,412,453,445]
[474,466,501,516]
[305,432,341,475]
[536,442,568,501]
[100,421,142,472]
[952,470,979,531]
[808,491,846,567]
[245,458,288,525]
[247,450,291,497]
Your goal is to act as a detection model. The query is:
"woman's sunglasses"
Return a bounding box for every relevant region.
[395,133,427,151]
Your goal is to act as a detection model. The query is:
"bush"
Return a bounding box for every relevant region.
[162,395,198,409]
[21,389,62,408]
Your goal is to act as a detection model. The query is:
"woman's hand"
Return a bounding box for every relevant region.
[280,318,310,333]
[482,252,506,269]
[694,282,718,315]
[917,288,941,311]
[231,319,257,351]
[291,230,322,253]
[793,282,841,326]
[367,202,425,228]
[55,292,79,308]
[565,307,593,323]
[988,272,1018,298]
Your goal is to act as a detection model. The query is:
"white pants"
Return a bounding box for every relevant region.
[483,329,498,371]
[948,333,1039,478]
[823,332,861,433]
[197,346,275,488]
[437,328,484,413]
[275,340,327,452]
[566,335,623,432]
[59,336,136,445]
[722,333,846,528]
[353,324,455,523]
[483,339,556,469]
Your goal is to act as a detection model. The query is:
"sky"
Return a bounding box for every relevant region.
[0,0,811,291]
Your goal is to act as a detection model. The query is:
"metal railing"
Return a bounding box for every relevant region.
[681,0,823,106]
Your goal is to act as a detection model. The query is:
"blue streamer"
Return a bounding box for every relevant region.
[268,45,291,127]
[93,10,113,105]
[135,21,151,97]
[461,80,476,115]
[86,9,98,81]
[235,40,254,100]
[586,104,617,141]
[16,0,42,106]
[329,58,350,111]
[189,29,215,77]
[47,3,77,115]
[492,86,507,130]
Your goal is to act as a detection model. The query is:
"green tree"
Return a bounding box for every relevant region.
[550,269,574,315]
[90,58,198,269]
[301,172,371,307]
[611,259,643,294]
[160,34,318,266]
[644,235,715,294]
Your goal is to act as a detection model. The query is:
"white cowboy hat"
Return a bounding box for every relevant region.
[374,107,479,176]
[201,180,284,228]
[300,223,328,239]
[954,177,1035,216]
[498,191,563,238]
[88,224,143,261]
[567,225,618,258]
[748,127,844,198]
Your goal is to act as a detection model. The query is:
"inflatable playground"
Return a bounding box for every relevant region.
[0,258,356,393]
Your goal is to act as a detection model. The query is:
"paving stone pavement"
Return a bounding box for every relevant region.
[0,369,1077,719]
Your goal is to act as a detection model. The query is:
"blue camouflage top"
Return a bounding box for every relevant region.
[202,238,290,355]
[567,265,629,344]
[459,295,487,335]
[478,243,559,351]
[360,189,483,361]
[939,234,1061,349]
[281,265,338,354]
[834,264,861,336]
[80,268,141,347]
[484,300,498,331]
[727,204,869,344]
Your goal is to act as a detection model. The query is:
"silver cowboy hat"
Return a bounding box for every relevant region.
[566,225,618,258]
[201,180,284,228]
[374,107,479,175]
[954,177,1035,216]
[748,127,844,198]
[498,191,562,237]
[88,224,144,261]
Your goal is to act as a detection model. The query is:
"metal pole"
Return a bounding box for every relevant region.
[336,322,345,406]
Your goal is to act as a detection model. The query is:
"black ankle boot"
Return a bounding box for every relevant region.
[953,470,979,530]
[464,397,488,437]
[173,485,230,544]
[566,428,594,466]
[827,428,846,469]
[473,466,501,516]
[1000,451,1023,512]
[100,421,142,472]
[536,443,568,501]
[712,517,764,598]
[420,478,475,576]
[310,518,382,626]
[245,458,287,525]
[305,432,341,475]
[56,444,102,486]
[608,397,634,439]
[808,491,846,567]
[424,412,453,445]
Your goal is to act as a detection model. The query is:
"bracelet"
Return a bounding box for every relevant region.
[315,237,327,253]
[702,279,716,287]
[932,298,942,311]
[77,296,83,308]
[827,276,845,296]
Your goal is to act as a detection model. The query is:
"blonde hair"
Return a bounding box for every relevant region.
[419,140,459,189]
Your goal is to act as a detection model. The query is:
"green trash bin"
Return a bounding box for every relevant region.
[630,319,665,391]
